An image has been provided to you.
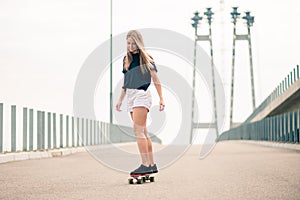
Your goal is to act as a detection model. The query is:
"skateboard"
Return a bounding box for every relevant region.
[128,174,155,184]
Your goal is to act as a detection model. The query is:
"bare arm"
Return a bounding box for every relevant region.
[150,70,165,111]
[116,88,126,112]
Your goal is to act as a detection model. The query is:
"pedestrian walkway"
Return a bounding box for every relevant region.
[0,141,299,200]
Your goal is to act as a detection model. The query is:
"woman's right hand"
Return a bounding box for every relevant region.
[116,101,122,112]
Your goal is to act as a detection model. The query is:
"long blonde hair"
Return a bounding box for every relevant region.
[124,30,153,74]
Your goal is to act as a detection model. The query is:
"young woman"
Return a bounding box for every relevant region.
[115,30,165,175]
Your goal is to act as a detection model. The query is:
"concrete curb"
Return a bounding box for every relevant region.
[0,147,86,164]
[240,140,300,151]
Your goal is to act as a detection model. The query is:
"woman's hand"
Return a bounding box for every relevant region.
[116,101,122,112]
[150,70,165,112]
[159,99,165,111]
[116,88,126,112]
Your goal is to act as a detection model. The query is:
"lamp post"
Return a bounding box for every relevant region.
[229,7,240,128]
[190,8,219,144]
[190,11,202,144]
[243,11,256,111]
[204,8,219,138]
[109,0,113,124]
[229,7,256,128]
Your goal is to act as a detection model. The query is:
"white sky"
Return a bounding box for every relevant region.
[0,0,299,144]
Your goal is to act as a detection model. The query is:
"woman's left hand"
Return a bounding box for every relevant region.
[159,99,165,111]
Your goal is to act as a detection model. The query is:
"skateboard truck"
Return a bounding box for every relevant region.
[128,174,155,184]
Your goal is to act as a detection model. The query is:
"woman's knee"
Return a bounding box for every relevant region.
[133,123,146,139]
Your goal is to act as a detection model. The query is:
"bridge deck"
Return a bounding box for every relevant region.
[0,141,299,200]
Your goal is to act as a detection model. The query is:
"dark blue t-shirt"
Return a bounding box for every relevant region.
[122,53,157,91]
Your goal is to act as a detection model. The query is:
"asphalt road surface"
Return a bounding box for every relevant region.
[0,141,299,200]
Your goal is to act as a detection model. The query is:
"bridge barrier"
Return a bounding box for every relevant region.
[0,103,111,153]
[218,109,300,144]
[246,65,299,122]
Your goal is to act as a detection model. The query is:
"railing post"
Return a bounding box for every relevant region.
[90,119,93,145]
[76,117,80,147]
[11,105,17,152]
[285,113,288,142]
[96,121,98,144]
[81,118,84,146]
[86,119,89,146]
[287,113,290,142]
[53,113,57,149]
[42,111,45,150]
[101,122,104,144]
[29,109,33,151]
[293,111,298,143]
[293,68,296,82]
[274,116,277,141]
[99,121,102,144]
[278,114,280,141]
[66,115,69,147]
[270,117,273,141]
[276,115,280,142]
[107,123,110,143]
[296,110,300,144]
[290,112,293,143]
[0,103,3,153]
[60,114,63,148]
[261,120,263,141]
[47,112,51,149]
[37,111,41,150]
[283,113,286,142]
[72,117,75,147]
[23,107,28,151]
[275,116,277,141]
[263,120,266,141]
[281,113,284,142]
[94,120,96,145]
[100,121,103,144]
[265,118,268,141]
[269,118,272,141]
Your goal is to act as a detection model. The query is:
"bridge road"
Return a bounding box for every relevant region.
[0,141,299,200]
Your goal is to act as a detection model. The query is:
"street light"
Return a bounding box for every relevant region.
[230,7,240,24]
[243,11,254,27]
[229,7,256,128]
[191,11,202,32]
[190,8,219,144]
[243,11,256,114]
[190,11,201,144]
[204,7,214,25]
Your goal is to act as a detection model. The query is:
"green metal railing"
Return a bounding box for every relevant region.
[219,65,300,143]
[218,109,300,144]
[0,103,110,153]
[246,65,299,122]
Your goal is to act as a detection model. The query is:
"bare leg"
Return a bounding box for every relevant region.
[131,107,150,166]
[144,127,154,165]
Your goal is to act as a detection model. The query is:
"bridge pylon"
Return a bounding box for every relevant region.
[191,8,219,144]
[229,7,256,128]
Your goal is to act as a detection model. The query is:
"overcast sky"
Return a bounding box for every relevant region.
[0,0,299,143]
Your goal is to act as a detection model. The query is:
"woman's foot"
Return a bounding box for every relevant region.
[130,164,152,175]
[150,164,158,173]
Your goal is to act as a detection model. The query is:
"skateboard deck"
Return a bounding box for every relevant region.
[128,174,155,184]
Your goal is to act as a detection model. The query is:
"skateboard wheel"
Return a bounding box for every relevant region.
[142,177,146,182]
[137,179,142,184]
[128,179,134,184]
[150,177,155,182]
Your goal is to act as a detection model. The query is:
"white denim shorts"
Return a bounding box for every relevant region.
[126,88,152,112]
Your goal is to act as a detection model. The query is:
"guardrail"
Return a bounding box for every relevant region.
[0,103,110,153]
[218,109,300,144]
[245,65,299,122]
